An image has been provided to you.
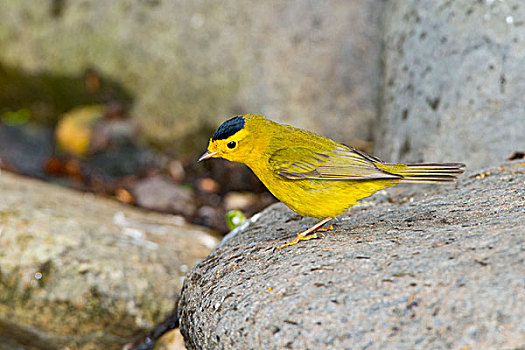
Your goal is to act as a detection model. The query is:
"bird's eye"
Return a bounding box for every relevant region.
[227,141,237,149]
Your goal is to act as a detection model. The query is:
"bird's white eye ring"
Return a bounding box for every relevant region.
[227,141,236,149]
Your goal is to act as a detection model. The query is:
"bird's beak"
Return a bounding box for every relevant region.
[198,150,218,162]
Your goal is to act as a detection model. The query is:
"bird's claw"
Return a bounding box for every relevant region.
[278,233,319,249]
[316,225,334,232]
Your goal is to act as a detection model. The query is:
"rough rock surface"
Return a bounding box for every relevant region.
[0,0,384,152]
[377,0,525,168]
[0,171,218,350]
[179,163,525,349]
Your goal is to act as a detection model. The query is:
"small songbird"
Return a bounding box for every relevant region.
[199,115,465,248]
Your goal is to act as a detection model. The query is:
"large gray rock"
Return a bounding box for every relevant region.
[377,0,525,169]
[0,0,384,154]
[179,163,525,349]
[0,171,218,349]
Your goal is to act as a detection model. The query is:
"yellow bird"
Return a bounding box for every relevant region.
[199,115,465,248]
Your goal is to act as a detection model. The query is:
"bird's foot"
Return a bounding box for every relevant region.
[278,232,319,249]
[277,217,334,249]
[316,225,334,232]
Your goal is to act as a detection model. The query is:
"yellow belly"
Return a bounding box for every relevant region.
[253,168,399,218]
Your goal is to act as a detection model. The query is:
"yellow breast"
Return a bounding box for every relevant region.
[249,163,399,218]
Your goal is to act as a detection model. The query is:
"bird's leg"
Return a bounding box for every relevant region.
[278,217,333,249]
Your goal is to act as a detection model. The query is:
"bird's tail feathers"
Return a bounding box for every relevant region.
[384,163,466,183]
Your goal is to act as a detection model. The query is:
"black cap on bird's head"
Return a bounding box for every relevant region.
[198,115,247,161]
[211,116,245,141]
[199,114,266,162]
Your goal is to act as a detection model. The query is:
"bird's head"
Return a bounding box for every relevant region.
[199,115,267,164]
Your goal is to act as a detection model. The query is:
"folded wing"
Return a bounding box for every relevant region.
[269,146,401,180]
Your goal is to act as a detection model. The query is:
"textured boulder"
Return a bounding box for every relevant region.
[377,0,525,168]
[0,0,384,153]
[0,171,218,349]
[179,163,525,349]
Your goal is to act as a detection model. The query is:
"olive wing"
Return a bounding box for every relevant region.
[268,146,401,180]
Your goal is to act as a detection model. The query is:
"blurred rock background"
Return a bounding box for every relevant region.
[0,0,524,349]
[0,172,218,350]
[377,0,525,168]
[0,0,384,158]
